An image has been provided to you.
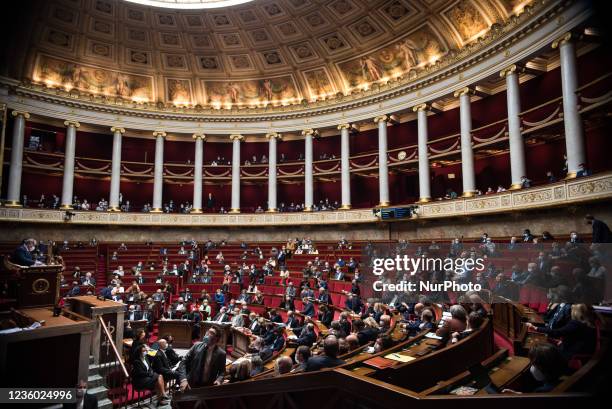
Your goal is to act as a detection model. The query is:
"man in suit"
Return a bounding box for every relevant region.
[285,310,300,330]
[317,287,331,304]
[248,313,263,335]
[63,380,97,409]
[178,327,226,390]
[269,309,283,324]
[300,297,315,318]
[304,335,345,372]
[212,307,231,322]
[295,323,316,347]
[67,281,81,297]
[586,214,611,243]
[12,239,37,266]
[152,339,181,382]
[345,293,363,314]
[181,288,194,302]
[160,335,181,367]
[126,305,142,321]
[80,272,96,287]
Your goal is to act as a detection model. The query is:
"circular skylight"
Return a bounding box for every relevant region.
[124,0,255,9]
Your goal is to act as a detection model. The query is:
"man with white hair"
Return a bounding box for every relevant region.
[152,339,181,383]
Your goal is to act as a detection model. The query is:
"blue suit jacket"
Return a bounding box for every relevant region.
[12,246,35,266]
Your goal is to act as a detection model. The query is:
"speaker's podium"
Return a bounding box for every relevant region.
[2,259,63,308]
[68,296,125,365]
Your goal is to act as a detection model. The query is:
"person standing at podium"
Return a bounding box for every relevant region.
[12,239,38,266]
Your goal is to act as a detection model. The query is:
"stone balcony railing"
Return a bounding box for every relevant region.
[1,173,611,227]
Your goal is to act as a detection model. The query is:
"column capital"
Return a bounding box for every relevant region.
[64,120,80,128]
[265,132,282,140]
[373,115,389,124]
[337,123,351,130]
[499,64,524,78]
[110,127,125,134]
[229,134,244,141]
[192,133,206,140]
[552,32,573,49]
[412,103,430,112]
[453,87,475,98]
[11,110,30,119]
[301,128,316,136]
[153,130,167,138]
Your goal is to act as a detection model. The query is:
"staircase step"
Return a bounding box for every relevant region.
[87,385,109,401]
[88,364,100,376]
[87,374,104,389]
[98,398,114,409]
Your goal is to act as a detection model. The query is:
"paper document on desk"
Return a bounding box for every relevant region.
[384,353,415,363]
[425,332,443,340]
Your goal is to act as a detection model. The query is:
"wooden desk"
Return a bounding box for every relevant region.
[231,327,251,358]
[158,319,192,348]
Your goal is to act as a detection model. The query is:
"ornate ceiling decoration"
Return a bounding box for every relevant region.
[21,0,532,110]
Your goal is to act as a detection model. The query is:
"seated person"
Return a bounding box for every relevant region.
[228,359,251,383]
[291,345,311,373]
[503,343,567,393]
[250,355,264,377]
[373,334,394,353]
[212,307,231,322]
[274,356,293,376]
[304,335,346,372]
[436,305,467,342]
[355,318,380,346]
[317,287,331,304]
[450,311,484,343]
[152,339,180,383]
[300,297,315,318]
[269,309,283,324]
[526,303,597,360]
[317,304,333,328]
[295,323,316,347]
[131,344,169,405]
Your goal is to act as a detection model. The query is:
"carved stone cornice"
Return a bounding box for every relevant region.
[0,0,581,130]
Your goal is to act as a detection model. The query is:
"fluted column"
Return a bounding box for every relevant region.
[500,65,527,190]
[553,32,585,178]
[108,127,125,211]
[6,111,30,207]
[151,131,166,213]
[338,124,351,209]
[192,133,205,213]
[266,132,281,212]
[374,115,390,207]
[454,88,477,197]
[413,104,431,202]
[230,134,243,213]
[302,129,314,211]
[60,120,80,209]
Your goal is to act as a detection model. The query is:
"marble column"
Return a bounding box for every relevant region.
[6,111,30,207]
[338,124,351,209]
[60,120,80,209]
[150,131,166,213]
[230,134,243,213]
[374,115,390,207]
[266,132,281,212]
[302,129,314,211]
[501,65,527,190]
[108,127,124,211]
[454,87,477,197]
[413,104,431,202]
[191,133,205,213]
[553,32,585,178]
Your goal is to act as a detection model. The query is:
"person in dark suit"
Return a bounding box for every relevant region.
[247,314,263,335]
[12,239,37,266]
[178,327,226,390]
[279,295,295,311]
[317,304,333,328]
[152,339,181,382]
[317,287,331,304]
[586,214,611,243]
[304,335,345,372]
[295,323,316,347]
[269,309,283,324]
[63,380,97,409]
[345,293,363,314]
[300,298,315,318]
[543,287,572,330]
[285,310,300,330]
[131,344,169,404]
[260,327,285,360]
[354,318,379,346]
[212,307,231,322]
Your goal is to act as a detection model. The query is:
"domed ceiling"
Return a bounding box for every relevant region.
[21,0,531,108]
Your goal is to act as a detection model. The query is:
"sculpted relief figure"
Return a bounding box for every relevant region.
[360,56,382,82]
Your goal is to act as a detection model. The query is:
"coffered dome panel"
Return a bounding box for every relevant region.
[19,0,532,108]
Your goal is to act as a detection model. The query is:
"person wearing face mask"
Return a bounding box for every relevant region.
[542,286,572,330]
[503,343,567,393]
[291,345,311,373]
[62,380,97,409]
[178,327,226,391]
[12,238,39,266]
[132,344,169,405]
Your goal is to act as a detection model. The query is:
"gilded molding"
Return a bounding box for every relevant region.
[337,124,351,130]
[265,132,281,140]
[110,127,125,134]
[11,110,30,119]
[152,131,167,138]
[64,120,80,128]
[453,87,475,98]
[373,115,389,124]
[192,133,206,140]
[412,104,429,112]
[230,134,244,141]
[552,32,573,49]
